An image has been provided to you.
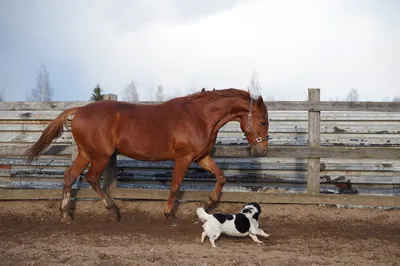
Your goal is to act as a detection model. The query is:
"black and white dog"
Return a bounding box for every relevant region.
[196,202,270,248]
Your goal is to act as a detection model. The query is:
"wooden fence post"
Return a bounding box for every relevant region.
[102,94,118,195]
[307,88,321,194]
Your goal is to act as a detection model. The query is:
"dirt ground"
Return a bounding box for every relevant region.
[0,200,399,266]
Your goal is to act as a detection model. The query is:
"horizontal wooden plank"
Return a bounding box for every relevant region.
[0,101,88,111]
[3,155,399,168]
[2,110,400,121]
[6,168,396,185]
[0,132,72,143]
[2,121,399,134]
[2,101,400,112]
[265,102,400,112]
[1,131,399,147]
[211,146,400,159]
[1,144,400,159]
[0,123,70,132]
[221,122,400,134]
[0,144,73,157]
[0,188,399,207]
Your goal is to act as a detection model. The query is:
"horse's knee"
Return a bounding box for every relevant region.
[217,174,226,185]
[170,184,181,195]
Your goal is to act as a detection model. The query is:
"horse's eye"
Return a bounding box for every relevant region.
[261,121,267,126]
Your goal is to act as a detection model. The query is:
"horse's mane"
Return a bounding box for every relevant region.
[179,88,251,104]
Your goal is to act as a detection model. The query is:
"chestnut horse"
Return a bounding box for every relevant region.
[24,88,269,224]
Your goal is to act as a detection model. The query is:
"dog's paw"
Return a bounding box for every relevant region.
[256,240,263,244]
[263,234,271,239]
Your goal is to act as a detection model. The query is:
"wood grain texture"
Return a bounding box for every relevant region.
[307,89,321,194]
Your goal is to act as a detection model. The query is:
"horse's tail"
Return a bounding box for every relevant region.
[24,107,79,164]
[196,207,212,222]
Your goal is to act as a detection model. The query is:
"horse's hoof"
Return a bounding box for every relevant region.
[164,212,177,224]
[164,215,178,227]
[164,213,172,221]
[60,214,74,225]
[109,215,120,222]
[109,207,121,222]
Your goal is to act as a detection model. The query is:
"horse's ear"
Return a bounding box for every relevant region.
[201,88,205,92]
[256,95,264,108]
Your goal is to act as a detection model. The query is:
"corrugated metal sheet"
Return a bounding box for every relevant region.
[0,108,399,197]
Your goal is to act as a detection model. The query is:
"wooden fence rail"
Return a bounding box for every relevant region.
[0,89,400,207]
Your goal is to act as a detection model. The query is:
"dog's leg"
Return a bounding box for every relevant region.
[249,233,263,244]
[256,228,271,238]
[209,232,220,248]
[209,237,217,248]
[201,231,207,243]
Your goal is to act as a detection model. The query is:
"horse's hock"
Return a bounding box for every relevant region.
[0,89,400,208]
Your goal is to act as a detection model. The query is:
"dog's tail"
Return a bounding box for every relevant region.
[196,207,212,221]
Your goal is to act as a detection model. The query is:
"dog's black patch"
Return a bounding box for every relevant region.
[247,202,261,214]
[213,213,234,224]
[234,213,250,233]
[213,213,227,224]
[242,208,252,214]
[252,212,260,221]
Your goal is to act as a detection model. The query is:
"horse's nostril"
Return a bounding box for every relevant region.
[262,150,267,156]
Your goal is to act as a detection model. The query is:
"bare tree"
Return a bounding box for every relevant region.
[123,81,139,102]
[393,96,400,102]
[155,84,165,101]
[186,77,199,95]
[247,68,261,97]
[165,89,182,100]
[346,88,359,102]
[0,92,3,101]
[28,64,53,101]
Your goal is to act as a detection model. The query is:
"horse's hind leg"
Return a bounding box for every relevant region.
[197,155,226,210]
[61,151,90,224]
[84,158,120,222]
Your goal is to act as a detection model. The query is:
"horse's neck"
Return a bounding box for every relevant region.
[205,97,249,133]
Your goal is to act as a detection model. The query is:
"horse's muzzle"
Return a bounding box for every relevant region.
[252,144,268,157]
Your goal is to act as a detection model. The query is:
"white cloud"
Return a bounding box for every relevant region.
[1,0,399,101]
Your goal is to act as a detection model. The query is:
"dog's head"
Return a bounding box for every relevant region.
[240,202,262,221]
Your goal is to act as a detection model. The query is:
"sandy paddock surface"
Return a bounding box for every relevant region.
[0,199,399,266]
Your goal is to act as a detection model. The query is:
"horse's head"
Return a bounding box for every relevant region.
[239,95,269,157]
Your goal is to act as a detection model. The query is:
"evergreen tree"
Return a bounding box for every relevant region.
[90,84,104,101]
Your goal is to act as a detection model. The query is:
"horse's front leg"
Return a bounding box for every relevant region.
[164,156,192,219]
[197,155,226,210]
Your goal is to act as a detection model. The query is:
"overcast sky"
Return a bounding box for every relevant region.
[0,0,399,101]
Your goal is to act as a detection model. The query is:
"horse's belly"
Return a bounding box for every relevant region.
[118,149,172,162]
[116,139,173,162]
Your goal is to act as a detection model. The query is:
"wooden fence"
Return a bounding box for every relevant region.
[0,88,400,207]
